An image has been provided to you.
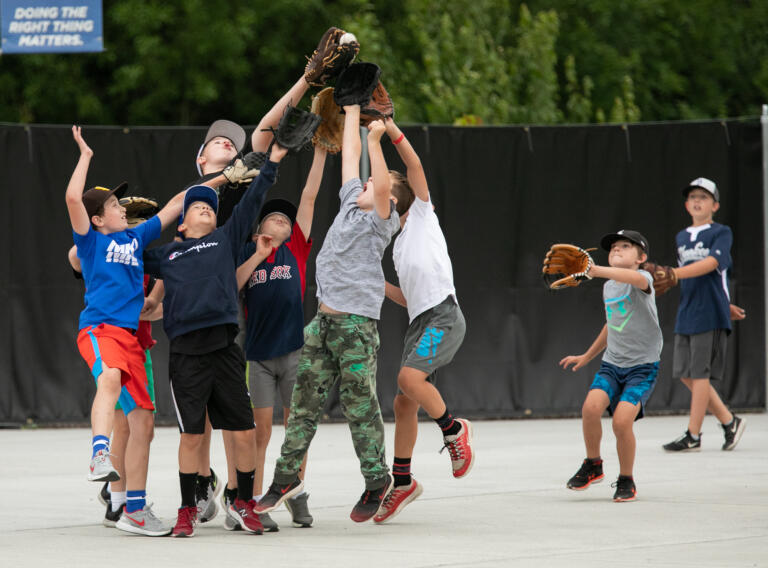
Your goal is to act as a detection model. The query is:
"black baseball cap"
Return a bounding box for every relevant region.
[600,229,649,254]
[82,182,128,218]
[257,199,297,228]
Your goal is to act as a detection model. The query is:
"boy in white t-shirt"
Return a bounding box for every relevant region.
[375,117,472,524]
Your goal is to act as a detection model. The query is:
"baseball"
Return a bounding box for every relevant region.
[340,32,357,45]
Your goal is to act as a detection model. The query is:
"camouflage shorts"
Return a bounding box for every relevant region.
[274,311,389,489]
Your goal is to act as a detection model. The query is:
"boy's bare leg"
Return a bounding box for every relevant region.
[111,411,130,492]
[397,367,445,418]
[582,390,609,458]
[198,417,213,477]
[252,407,273,496]
[92,367,121,437]
[393,393,419,457]
[124,408,154,492]
[179,433,203,472]
[680,377,733,427]
[233,429,257,472]
[612,401,641,476]
[222,429,238,489]
[251,77,311,152]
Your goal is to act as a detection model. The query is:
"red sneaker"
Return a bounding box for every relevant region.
[171,506,198,537]
[441,418,475,478]
[373,478,423,523]
[227,498,264,534]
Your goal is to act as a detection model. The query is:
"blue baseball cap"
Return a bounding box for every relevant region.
[181,185,218,223]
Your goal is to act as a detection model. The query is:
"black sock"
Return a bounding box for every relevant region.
[618,474,633,481]
[236,469,255,503]
[586,457,602,466]
[435,409,461,436]
[393,457,412,487]
[195,473,212,489]
[179,472,198,508]
[224,486,238,505]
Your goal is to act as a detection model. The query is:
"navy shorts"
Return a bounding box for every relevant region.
[589,360,659,419]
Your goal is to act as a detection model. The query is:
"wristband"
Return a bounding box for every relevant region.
[392,133,405,145]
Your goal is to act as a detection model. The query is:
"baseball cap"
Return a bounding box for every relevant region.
[82,182,128,218]
[600,229,649,254]
[180,185,219,223]
[257,199,297,228]
[683,177,719,202]
[195,119,246,175]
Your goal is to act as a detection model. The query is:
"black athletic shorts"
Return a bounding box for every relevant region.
[169,342,254,434]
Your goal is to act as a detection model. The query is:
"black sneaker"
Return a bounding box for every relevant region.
[663,430,701,452]
[721,415,746,451]
[103,502,125,527]
[98,481,110,506]
[566,458,604,490]
[611,476,637,502]
[254,479,304,513]
[350,475,392,523]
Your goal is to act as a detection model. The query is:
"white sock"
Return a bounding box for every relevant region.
[253,494,263,501]
[294,490,307,498]
[111,491,127,509]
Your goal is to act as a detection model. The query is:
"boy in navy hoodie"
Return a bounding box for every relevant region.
[143,142,288,537]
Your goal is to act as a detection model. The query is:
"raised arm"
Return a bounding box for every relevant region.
[384,118,429,202]
[589,265,650,291]
[341,105,362,184]
[65,126,93,235]
[295,146,328,237]
[251,77,310,153]
[560,324,608,371]
[366,120,392,219]
[236,235,274,290]
[155,190,186,230]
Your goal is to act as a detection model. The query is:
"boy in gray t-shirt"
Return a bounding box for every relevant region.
[559,230,662,503]
[255,106,401,524]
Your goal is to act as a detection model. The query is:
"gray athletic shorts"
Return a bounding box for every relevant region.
[247,348,301,408]
[400,296,466,381]
[673,330,728,380]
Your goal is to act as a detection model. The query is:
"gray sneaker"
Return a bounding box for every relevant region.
[221,491,240,531]
[259,512,279,532]
[88,450,120,482]
[285,492,313,528]
[116,505,172,536]
[196,469,221,523]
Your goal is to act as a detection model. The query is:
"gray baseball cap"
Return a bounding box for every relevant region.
[195,119,246,174]
[683,177,719,202]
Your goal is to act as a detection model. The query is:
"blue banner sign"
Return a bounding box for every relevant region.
[1,0,103,53]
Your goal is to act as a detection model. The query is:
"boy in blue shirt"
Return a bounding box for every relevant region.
[66,126,185,536]
[662,178,747,451]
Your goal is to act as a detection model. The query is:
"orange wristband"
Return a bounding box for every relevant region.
[392,133,405,145]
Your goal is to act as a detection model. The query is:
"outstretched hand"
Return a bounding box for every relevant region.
[560,354,589,372]
[72,125,93,158]
[270,144,288,162]
[254,233,274,257]
[367,119,386,140]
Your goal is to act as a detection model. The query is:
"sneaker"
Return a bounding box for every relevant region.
[566,458,604,490]
[227,498,264,534]
[662,430,701,452]
[88,450,120,482]
[285,492,314,528]
[196,469,222,523]
[103,502,125,528]
[116,504,172,536]
[221,490,240,531]
[722,415,746,451]
[350,475,392,523]
[254,479,304,513]
[98,481,110,506]
[259,512,279,532]
[440,418,475,478]
[373,478,423,524]
[611,476,637,502]
[171,506,198,537]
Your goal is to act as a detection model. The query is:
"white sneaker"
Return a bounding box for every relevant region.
[88,450,120,482]
[116,505,172,537]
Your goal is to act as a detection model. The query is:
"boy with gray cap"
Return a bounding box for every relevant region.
[560,230,662,502]
[662,177,746,452]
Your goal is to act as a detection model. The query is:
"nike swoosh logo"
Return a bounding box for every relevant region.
[124,514,145,526]
[280,486,291,494]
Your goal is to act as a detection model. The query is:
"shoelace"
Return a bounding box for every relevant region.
[381,487,404,507]
[440,439,464,460]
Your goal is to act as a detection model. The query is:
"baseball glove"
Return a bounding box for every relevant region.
[304,27,360,86]
[310,87,344,154]
[120,196,159,220]
[639,261,679,296]
[542,244,596,289]
[360,81,394,125]
[222,151,267,184]
[333,62,382,107]
[271,105,322,154]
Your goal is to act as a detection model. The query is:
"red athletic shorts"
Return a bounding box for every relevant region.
[77,323,154,412]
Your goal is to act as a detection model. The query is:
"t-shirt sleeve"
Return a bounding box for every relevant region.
[73,227,97,259]
[339,178,363,209]
[407,195,432,219]
[710,226,733,271]
[238,241,257,266]
[131,215,162,248]
[638,269,654,294]
[285,222,312,267]
[370,200,399,237]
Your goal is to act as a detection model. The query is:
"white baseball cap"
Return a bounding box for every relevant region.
[684,177,719,202]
